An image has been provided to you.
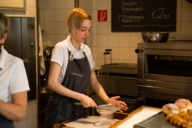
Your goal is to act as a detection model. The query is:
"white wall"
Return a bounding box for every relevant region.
[0,0,37,128]
[39,0,192,69]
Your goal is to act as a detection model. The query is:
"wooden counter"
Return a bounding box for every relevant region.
[53,106,161,128]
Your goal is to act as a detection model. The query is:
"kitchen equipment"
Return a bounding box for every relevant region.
[141,32,169,43]
[38,47,54,128]
[4,17,36,100]
[186,0,192,4]
[133,112,177,128]
[96,104,120,118]
[135,41,192,107]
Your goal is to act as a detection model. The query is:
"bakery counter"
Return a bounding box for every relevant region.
[53,106,161,128]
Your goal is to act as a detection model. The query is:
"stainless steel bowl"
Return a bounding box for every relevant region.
[96,104,120,117]
[142,32,169,43]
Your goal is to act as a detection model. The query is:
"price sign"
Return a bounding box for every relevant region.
[111,0,177,32]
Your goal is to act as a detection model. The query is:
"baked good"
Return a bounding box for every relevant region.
[175,99,192,112]
[166,113,174,121]
[162,103,179,115]
[182,121,192,128]
[188,109,192,116]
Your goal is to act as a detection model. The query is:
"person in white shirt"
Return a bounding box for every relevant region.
[0,12,30,128]
[45,8,128,128]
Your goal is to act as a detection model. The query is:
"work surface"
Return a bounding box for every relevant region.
[53,106,162,128]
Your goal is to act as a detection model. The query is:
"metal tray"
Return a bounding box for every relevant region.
[133,112,178,128]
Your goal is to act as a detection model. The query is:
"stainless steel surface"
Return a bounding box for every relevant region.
[4,17,36,100]
[97,75,137,97]
[134,112,177,128]
[141,32,169,43]
[96,104,120,117]
[136,41,192,101]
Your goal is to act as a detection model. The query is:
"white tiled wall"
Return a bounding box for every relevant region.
[0,0,37,128]
[39,0,192,69]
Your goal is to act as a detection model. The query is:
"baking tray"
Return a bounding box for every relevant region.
[133,112,178,128]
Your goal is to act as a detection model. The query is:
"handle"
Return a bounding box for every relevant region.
[135,49,143,53]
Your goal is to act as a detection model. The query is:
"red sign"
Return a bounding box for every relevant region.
[98,10,107,22]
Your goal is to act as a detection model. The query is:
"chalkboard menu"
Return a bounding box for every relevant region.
[111,0,177,32]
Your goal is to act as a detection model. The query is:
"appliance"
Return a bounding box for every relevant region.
[38,46,53,128]
[135,41,192,107]
[89,62,144,115]
[4,17,36,100]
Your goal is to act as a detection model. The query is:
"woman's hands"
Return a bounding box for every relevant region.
[108,96,128,112]
[79,94,97,108]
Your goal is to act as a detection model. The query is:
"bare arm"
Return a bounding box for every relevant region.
[47,62,96,107]
[90,68,128,111]
[0,91,28,122]
[90,68,110,103]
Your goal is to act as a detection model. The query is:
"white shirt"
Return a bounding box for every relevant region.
[0,46,30,103]
[51,36,95,83]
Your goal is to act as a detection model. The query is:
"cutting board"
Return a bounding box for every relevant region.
[63,116,119,128]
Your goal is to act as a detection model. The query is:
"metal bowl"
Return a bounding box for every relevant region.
[142,32,169,43]
[96,104,120,117]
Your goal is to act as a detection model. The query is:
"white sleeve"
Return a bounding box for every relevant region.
[10,59,30,94]
[51,43,66,66]
[84,45,95,69]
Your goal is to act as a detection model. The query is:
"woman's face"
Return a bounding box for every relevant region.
[72,19,92,43]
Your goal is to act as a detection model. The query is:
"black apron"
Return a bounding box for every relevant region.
[45,50,91,128]
[0,114,14,128]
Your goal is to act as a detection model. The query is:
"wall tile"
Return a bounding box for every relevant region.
[79,0,86,9]
[87,35,92,46]
[15,120,27,128]
[55,0,66,9]
[170,21,181,37]
[107,34,119,47]
[27,0,35,8]
[177,7,181,22]
[92,10,97,22]
[177,0,182,7]
[97,22,108,34]
[130,33,143,47]
[97,47,107,59]
[86,0,93,10]
[27,103,37,119]
[181,22,192,36]
[130,48,137,62]
[181,7,192,21]
[55,22,66,34]
[65,0,74,9]
[107,0,111,10]
[97,0,108,10]
[45,22,56,34]
[107,22,117,35]
[44,35,56,47]
[55,9,66,21]
[182,0,192,7]
[55,34,67,43]
[110,47,119,60]
[119,48,129,60]
[45,0,55,9]
[27,117,37,128]
[92,1,97,10]
[92,22,98,34]
[92,47,98,59]
[97,35,107,47]
[45,10,56,21]
[119,34,130,48]
[38,0,45,10]
[92,35,98,47]
[97,58,104,68]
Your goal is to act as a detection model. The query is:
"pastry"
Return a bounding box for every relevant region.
[162,103,179,115]
[175,99,192,112]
